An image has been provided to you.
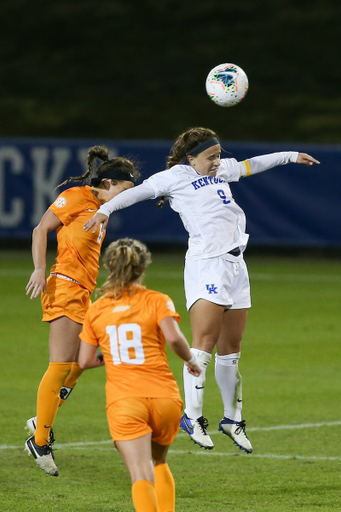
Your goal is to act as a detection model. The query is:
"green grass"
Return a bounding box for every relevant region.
[1,250,341,511]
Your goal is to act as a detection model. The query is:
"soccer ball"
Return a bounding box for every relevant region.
[205,63,249,107]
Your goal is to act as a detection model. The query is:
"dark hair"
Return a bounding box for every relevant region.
[57,146,140,188]
[156,127,218,208]
[166,127,218,168]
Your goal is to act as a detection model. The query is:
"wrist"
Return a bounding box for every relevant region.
[98,204,111,217]
[187,354,197,365]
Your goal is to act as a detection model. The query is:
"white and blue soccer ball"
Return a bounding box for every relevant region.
[205,63,249,107]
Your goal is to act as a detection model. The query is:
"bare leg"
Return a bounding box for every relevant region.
[115,434,158,512]
[190,299,225,353]
[49,316,83,362]
[216,308,248,355]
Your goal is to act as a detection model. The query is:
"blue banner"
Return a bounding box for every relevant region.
[0,137,339,247]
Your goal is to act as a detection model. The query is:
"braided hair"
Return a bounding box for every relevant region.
[57,146,140,188]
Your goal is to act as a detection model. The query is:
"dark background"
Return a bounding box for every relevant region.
[1,0,341,143]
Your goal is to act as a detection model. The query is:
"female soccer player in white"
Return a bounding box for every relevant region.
[84,127,320,453]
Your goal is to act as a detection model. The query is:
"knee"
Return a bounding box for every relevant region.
[192,338,216,353]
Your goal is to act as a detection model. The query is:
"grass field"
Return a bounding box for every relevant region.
[1,249,341,511]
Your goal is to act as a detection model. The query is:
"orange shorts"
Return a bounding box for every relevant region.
[107,397,183,444]
[41,275,91,324]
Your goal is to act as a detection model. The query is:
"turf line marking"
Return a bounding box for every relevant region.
[9,441,341,461]
[168,451,341,461]
[2,420,341,452]
[246,420,341,432]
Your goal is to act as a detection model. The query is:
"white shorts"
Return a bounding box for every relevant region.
[184,257,251,311]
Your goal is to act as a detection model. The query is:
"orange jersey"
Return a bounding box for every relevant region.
[80,286,182,407]
[49,186,105,292]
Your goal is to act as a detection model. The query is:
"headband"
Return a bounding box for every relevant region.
[90,169,135,187]
[186,137,220,157]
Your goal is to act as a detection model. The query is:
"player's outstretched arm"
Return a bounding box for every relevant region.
[296,153,320,166]
[78,340,105,369]
[159,316,201,377]
[84,181,155,233]
[26,209,62,299]
[84,212,109,233]
[241,151,320,177]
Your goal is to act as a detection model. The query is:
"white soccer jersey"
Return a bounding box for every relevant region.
[147,159,247,259]
[98,151,298,260]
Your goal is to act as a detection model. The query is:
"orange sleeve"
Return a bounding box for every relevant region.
[49,187,85,226]
[155,293,181,325]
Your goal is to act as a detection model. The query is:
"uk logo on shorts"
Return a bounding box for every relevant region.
[206,284,218,294]
[54,197,67,208]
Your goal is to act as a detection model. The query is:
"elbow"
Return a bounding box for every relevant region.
[167,336,182,349]
[32,224,48,239]
[32,225,40,238]
[78,360,87,370]
[78,355,90,370]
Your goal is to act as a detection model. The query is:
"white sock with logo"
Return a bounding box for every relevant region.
[215,352,242,422]
[183,348,212,420]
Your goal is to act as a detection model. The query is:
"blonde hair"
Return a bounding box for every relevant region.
[99,238,152,299]
[57,146,140,188]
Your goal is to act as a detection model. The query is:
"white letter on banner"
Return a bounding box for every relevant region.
[31,147,71,226]
[0,147,24,228]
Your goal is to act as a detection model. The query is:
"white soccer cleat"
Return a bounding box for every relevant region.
[25,417,37,437]
[25,435,59,476]
[219,417,253,453]
[25,416,55,445]
[180,413,214,450]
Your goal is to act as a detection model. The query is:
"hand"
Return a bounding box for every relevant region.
[296,153,320,166]
[26,269,46,299]
[185,361,201,377]
[84,213,109,233]
[96,351,105,366]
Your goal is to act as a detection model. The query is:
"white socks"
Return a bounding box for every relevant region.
[215,352,242,422]
[183,349,243,422]
[183,348,212,420]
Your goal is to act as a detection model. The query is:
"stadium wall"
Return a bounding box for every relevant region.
[0,137,339,248]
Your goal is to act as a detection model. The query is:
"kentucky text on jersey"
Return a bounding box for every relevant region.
[191,176,225,190]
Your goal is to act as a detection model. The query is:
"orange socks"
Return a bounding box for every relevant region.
[131,465,175,512]
[35,362,72,446]
[154,463,175,512]
[59,362,84,406]
[132,480,158,512]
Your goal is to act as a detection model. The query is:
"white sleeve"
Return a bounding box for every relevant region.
[98,181,155,217]
[240,151,299,177]
[145,169,174,198]
[217,158,242,182]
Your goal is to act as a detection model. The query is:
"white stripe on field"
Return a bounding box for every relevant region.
[1,268,341,283]
[9,442,341,462]
[2,420,341,451]
[168,451,341,462]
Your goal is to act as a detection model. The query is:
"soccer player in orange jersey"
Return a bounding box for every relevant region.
[24,146,140,476]
[78,238,201,512]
